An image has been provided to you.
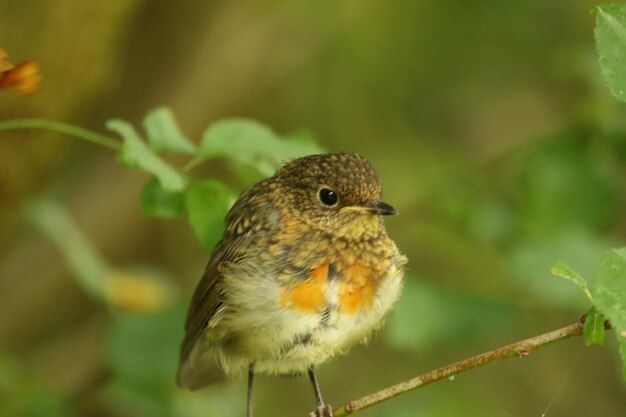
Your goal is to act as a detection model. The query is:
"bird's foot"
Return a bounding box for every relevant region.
[310,404,333,417]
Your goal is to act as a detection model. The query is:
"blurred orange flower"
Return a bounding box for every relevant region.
[0,48,41,95]
[104,269,171,312]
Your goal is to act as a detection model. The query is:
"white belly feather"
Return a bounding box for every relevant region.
[209,260,404,377]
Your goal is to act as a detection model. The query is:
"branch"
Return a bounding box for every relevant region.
[331,318,589,417]
[0,118,121,150]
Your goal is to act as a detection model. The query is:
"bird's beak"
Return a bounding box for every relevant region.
[359,200,398,216]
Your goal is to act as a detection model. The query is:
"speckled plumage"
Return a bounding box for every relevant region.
[177,153,406,404]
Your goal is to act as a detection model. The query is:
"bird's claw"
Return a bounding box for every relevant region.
[310,404,333,417]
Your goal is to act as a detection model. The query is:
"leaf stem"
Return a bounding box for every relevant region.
[0,118,121,150]
[331,319,587,417]
[182,155,203,173]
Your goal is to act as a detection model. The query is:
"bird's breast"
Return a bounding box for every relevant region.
[278,261,384,315]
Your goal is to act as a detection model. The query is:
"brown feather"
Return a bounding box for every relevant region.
[177,184,269,388]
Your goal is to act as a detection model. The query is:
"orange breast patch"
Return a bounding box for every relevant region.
[280,263,328,313]
[279,262,381,315]
[338,262,379,315]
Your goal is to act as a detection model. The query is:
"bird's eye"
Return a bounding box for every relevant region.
[318,188,338,206]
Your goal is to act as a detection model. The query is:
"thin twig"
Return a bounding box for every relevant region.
[0,118,121,150]
[331,319,587,417]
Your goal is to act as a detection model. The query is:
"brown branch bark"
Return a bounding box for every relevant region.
[330,318,587,417]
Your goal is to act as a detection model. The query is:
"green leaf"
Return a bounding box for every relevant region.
[106,308,184,384]
[186,179,236,251]
[595,4,626,103]
[550,260,594,303]
[143,107,196,154]
[105,307,185,417]
[583,309,606,346]
[286,128,317,143]
[591,247,626,378]
[140,177,186,218]
[107,119,187,192]
[196,118,324,176]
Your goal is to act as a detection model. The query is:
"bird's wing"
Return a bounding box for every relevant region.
[177,188,266,389]
[176,237,233,389]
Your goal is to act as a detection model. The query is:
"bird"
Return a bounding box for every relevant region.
[177,152,406,417]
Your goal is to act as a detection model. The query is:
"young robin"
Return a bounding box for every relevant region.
[177,152,406,417]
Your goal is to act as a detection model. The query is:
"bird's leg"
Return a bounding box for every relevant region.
[307,367,333,417]
[247,362,255,417]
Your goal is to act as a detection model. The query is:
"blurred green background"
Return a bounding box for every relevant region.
[1,1,625,416]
